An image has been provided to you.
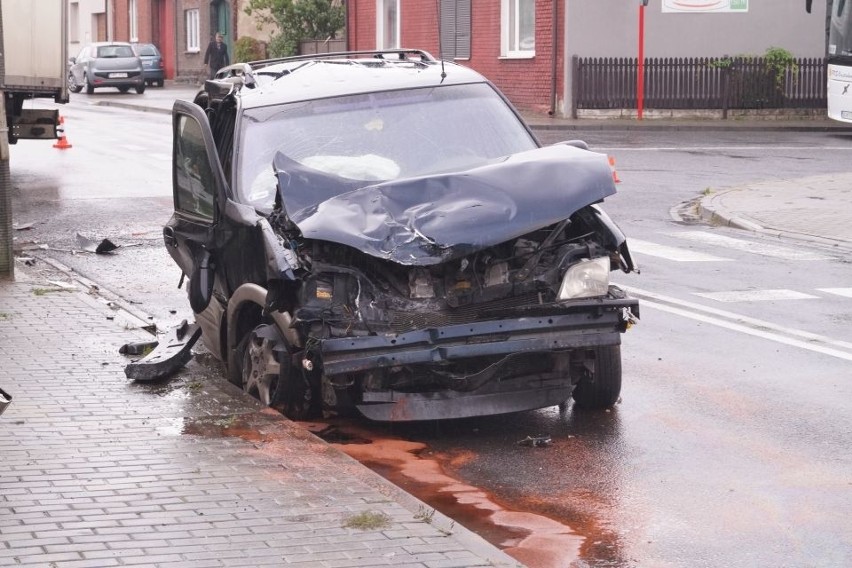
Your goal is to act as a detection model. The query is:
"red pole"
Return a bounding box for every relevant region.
[638,3,645,120]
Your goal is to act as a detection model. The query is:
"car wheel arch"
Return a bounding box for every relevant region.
[225,283,300,384]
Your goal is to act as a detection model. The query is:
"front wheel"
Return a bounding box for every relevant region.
[571,345,622,409]
[237,324,318,421]
[68,73,82,93]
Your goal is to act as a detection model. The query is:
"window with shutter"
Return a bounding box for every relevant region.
[440,0,471,60]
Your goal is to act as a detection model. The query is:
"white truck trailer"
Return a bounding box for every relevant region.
[0,0,68,144]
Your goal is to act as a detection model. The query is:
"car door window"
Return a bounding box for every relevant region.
[175,115,216,221]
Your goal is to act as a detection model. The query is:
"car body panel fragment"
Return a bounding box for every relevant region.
[124,321,202,381]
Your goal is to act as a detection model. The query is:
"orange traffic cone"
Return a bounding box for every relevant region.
[608,155,621,184]
[53,116,72,149]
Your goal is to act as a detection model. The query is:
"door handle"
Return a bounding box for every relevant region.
[163,226,178,248]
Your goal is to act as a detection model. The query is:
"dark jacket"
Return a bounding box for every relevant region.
[204,40,229,72]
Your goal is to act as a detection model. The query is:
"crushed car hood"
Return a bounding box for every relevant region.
[274,144,617,265]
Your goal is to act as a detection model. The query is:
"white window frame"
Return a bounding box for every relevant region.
[129,0,138,43]
[500,0,535,59]
[186,9,200,53]
[376,0,400,50]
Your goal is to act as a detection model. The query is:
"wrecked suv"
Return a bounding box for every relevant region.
[164,50,638,422]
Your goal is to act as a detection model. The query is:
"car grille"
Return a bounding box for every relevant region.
[402,351,558,389]
[388,292,544,333]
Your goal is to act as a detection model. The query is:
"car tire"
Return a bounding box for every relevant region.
[68,72,82,94]
[118,86,130,93]
[156,79,164,88]
[135,83,146,94]
[84,75,94,94]
[571,345,622,409]
[234,323,319,421]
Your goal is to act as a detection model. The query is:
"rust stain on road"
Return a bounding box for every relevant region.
[320,423,585,568]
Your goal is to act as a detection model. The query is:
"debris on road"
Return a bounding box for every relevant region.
[124,320,201,382]
[75,233,119,254]
[13,222,34,230]
[119,340,159,356]
[517,435,553,448]
[0,387,11,416]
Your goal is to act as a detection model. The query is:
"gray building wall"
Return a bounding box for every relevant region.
[562,0,828,114]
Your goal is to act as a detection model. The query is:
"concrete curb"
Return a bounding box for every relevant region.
[525,120,852,133]
[697,189,852,254]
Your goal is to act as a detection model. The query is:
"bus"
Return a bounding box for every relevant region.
[810,0,852,122]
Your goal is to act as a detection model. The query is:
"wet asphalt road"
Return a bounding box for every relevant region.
[9,98,852,567]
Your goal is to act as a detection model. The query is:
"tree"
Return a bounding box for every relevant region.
[245,0,345,58]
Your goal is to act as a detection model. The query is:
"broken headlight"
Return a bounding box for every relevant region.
[558,257,610,300]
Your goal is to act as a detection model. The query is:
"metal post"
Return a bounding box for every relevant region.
[0,91,12,279]
[0,0,13,279]
[637,2,646,120]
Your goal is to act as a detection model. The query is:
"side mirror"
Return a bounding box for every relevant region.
[188,250,215,313]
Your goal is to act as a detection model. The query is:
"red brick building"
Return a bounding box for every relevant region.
[346,0,564,116]
[106,0,237,82]
[108,1,175,79]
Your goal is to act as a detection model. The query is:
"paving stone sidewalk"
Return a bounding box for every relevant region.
[0,266,520,568]
[696,172,852,252]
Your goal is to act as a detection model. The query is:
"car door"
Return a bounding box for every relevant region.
[164,100,231,314]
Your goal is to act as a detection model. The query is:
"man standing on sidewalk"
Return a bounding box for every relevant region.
[204,33,229,79]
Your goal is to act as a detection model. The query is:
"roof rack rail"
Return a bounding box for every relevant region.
[248,49,437,71]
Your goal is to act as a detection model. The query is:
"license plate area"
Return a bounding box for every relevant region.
[109,72,128,78]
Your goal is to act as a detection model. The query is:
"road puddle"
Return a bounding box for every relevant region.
[312,423,584,568]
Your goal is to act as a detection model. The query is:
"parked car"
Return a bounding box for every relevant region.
[161,50,639,422]
[135,43,165,87]
[68,42,145,94]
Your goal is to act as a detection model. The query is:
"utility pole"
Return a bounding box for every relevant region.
[637,0,649,120]
[0,2,13,279]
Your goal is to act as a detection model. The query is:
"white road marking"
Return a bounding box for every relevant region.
[151,153,171,161]
[818,288,852,298]
[694,289,819,302]
[627,238,731,262]
[624,285,852,361]
[121,144,147,152]
[665,231,831,261]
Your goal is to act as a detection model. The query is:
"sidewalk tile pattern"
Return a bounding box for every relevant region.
[0,279,515,567]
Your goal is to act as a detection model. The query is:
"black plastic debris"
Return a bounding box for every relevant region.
[124,320,201,382]
[0,387,12,416]
[76,233,120,254]
[517,435,552,448]
[119,340,160,356]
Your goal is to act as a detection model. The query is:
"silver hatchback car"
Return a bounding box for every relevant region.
[68,42,145,94]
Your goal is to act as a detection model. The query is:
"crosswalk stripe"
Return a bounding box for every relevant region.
[817,288,852,298]
[625,285,852,356]
[694,289,820,302]
[665,231,831,261]
[627,238,731,262]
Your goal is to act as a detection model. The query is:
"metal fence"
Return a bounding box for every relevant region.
[299,39,347,55]
[573,56,827,117]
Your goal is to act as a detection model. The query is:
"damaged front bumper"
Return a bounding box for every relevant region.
[319,295,639,421]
